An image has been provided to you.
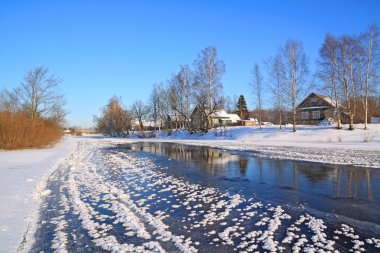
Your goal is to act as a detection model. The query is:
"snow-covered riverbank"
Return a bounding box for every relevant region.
[0,136,78,252]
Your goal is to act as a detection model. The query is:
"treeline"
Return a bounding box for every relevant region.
[96,24,380,135]
[0,66,66,149]
[95,46,226,135]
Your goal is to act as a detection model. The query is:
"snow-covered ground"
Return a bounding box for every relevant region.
[0,136,78,252]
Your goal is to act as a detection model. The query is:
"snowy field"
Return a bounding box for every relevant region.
[0,124,379,252]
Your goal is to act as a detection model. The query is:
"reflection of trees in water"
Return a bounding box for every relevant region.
[129,143,375,201]
[297,163,335,184]
[293,161,298,190]
[136,143,240,175]
[297,163,374,201]
[239,158,248,175]
[337,167,373,200]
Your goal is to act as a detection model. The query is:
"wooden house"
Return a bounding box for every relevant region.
[296,93,348,125]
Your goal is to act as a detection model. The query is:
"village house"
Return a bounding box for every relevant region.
[190,106,241,129]
[237,118,259,126]
[296,92,349,125]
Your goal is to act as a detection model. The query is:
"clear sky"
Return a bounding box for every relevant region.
[1,0,379,128]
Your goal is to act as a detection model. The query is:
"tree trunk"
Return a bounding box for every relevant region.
[292,102,297,132]
[349,115,354,130]
[364,95,368,130]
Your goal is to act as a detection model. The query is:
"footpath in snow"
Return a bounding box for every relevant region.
[0,136,78,252]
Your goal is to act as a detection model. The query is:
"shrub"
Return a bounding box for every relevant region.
[0,112,63,150]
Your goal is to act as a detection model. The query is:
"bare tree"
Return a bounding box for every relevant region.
[318,34,343,129]
[222,95,238,113]
[336,35,361,130]
[94,96,131,136]
[131,100,149,131]
[149,83,161,130]
[358,24,380,129]
[0,89,19,113]
[266,55,285,129]
[168,65,194,129]
[251,63,264,129]
[279,40,309,132]
[193,46,225,131]
[13,66,66,123]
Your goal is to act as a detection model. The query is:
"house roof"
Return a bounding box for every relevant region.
[313,93,338,107]
[227,113,241,122]
[210,109,230,118]
[297,92,339,109]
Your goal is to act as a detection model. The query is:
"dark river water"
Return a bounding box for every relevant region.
[124,142,380,231]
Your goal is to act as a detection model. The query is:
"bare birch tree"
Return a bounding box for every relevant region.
[358,24,380,129]
[149,83,161,130]
[252,63,264,129]
[193,46,225,131]
[168,65,194,129]
[336,35,361,130]
[318,34,343,129]
[266,55,285,129]
[160,84,171,129]
[279,40,309,132]
[222,95,238,114]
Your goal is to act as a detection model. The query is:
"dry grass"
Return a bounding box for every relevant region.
[0,112,63,150]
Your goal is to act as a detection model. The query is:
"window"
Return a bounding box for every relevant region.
[311,97,317,103]
[301,112,309,119]
[312,111,320,119]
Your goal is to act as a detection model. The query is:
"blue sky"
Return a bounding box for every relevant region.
[1,0,379,128]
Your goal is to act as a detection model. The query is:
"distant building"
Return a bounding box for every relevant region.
[296,93,349,125]
[237,118,258,126]
[132,120,158,131]
[190,106,241,129]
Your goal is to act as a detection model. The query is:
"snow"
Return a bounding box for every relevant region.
[0,136,78,252]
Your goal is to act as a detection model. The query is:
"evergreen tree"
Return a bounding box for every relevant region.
[236,95,249,119]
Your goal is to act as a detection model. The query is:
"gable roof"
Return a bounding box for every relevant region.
[297,92,338,109]
[227,113,241,123]
[211,109,229,118]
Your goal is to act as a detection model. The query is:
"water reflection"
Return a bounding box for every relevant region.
[122,142,379,223]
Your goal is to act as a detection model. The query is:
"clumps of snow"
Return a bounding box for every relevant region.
[305,214,335,251]
[318,118,336,126]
